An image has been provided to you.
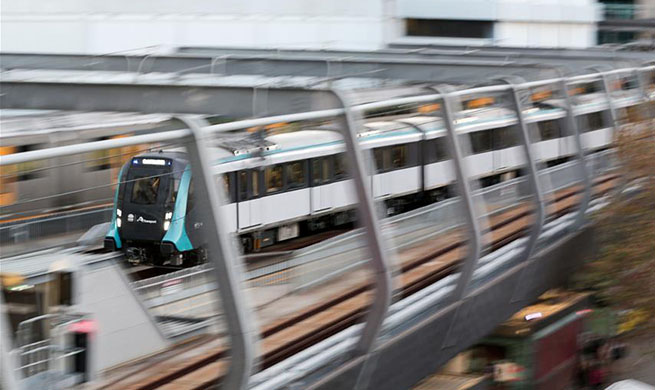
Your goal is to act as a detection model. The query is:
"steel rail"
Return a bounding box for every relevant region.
[0,52,562,83]
[4,66,653,167]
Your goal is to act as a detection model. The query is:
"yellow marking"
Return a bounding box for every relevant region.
[418,103,440,113]
[531,90,552,102]
[0,273,25,288]
[466,97,494,109]
[0,146,17,206]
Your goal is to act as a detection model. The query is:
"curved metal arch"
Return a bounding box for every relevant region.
[329,89,393,358]
[557,78,592,228]
[429,85,482,305]
[492,76,547,302]
[175,116,258,390]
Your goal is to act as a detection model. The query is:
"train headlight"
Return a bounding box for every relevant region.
[117,209,122,217]
[165,212,173,220]
[163,221,170,231]
[117,217,122,228]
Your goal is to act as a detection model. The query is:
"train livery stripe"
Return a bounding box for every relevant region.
[162,166,193,252]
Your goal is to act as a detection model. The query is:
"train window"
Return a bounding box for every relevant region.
[252,170,261,197]
[426,138,448,164]
[588,112,605,131]
[167,178,180,206]
[187,179,195,211]
[286,161,306,189]
[493,126,520,149]
[312,158,331,185]
[468,130,492,154]
[537,121,561,140]
[131,175,161,205]
[16,144,45,181]
[221,173,235,203]
[312,159,322,185]
[238,171,248,201]
[86,137,112,171]
[391,145,407,169]
[577,112,605,132]
[266,165,284,193]
[334,154,348,179]
[373,148,385,172]
[373,145,410,172]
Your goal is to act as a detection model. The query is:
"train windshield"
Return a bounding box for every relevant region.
[131,175,161,205]
[167,178,180,206]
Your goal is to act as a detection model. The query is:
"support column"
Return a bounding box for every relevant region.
[558,79,592,228]
[176,116,257,390]
[1,281,21,390]
[494,77,546,303]
[330,90,393,358]
[430,85,482,304]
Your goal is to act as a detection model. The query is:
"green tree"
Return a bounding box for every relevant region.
[578,118,655,342]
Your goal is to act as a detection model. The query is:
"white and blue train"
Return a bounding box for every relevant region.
[104,102,617,265]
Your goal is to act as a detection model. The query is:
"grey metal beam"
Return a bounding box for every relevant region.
[386,43,655,63]
[0,52,561,83]
[178,116,257,390]
[0,76,341,117]
[0,281,21,390]
[173,46,640,74]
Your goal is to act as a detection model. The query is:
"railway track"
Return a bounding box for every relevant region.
[96,174,618,390]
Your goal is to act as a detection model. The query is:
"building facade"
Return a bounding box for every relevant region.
[1,0,603,53]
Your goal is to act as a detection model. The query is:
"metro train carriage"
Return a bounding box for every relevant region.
[104,98,624,266]
[0,112,173,221]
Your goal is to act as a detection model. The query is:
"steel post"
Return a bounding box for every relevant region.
[635,68,655,119]
[1,280,22,390]
[330,90,393,359]
[177,116,257,390]
[494,77,546,302]
[558,79,592,228]
[589,67,620,131]
[430,85,482,304]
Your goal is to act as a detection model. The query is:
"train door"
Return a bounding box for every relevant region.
[237,171,252,229]
[248,170,264,227]
[237,170,264,230]
[310,157,332,214]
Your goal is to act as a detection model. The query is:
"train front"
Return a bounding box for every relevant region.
[104,152,191,265]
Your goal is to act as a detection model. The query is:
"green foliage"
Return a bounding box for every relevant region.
[577,119,655,337]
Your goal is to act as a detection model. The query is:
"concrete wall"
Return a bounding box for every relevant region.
[1,0,399,53]
[73,262,168,372]
[494,22,597,48]
[1,0,600,53]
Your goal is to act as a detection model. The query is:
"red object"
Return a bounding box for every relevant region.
[68,319,97,334]
[534,317,584,390]
[589,368,604,385]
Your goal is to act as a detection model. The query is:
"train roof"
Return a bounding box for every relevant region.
[0,109,175,138]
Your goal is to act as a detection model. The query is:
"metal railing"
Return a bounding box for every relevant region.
[603,3,655,20]
[1,63,653,390]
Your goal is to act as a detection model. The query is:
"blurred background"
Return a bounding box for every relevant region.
[1,0,654,53]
